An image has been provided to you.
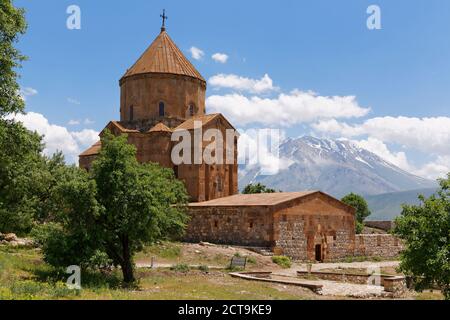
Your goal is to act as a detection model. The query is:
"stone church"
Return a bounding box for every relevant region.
[79,17,403,262]
[79,22,238,202]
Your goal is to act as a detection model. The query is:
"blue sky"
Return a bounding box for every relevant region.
[13,0,450,178]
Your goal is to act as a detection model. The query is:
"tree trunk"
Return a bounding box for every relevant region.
[121,236,135,283]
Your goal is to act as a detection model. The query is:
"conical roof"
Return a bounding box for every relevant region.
[122,30,205,82]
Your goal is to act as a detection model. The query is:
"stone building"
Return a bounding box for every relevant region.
[186,191,357,261]
[79,17,402,262]
[79,24,238,202]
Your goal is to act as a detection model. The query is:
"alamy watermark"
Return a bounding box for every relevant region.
[170,123,283,175]
[66,5,81,30]
[367,5,382,30]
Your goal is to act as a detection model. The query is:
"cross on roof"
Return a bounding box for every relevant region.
[160,9,168,31]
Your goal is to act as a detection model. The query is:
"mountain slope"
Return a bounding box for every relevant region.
[239,136,437,198]
[366,188,437,221]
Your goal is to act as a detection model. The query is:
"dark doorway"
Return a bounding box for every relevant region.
[315,244,322,262]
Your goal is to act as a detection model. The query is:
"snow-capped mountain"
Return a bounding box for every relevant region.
[239,136,437,198]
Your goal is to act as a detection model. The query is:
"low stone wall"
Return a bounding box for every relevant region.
[355,234,403,258]
[364,221,395,232]
[297,270,406,295]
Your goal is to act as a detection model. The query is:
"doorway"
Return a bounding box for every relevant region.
[315,244,323,262]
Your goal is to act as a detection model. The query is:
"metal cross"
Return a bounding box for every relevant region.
[160,9,168,28]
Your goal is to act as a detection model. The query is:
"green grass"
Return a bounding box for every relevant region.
[271,256,292,269]
[0,246,316,300]
[140,242,182,260]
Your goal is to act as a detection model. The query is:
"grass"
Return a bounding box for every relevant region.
[0,246,315,300]
[271,256,292,269]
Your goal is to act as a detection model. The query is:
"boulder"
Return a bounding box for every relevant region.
[4,233,18,242]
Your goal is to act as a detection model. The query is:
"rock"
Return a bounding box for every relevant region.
[4,233,17,242]
[199,242,216,247]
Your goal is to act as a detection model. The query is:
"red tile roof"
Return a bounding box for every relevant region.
[122,30,205,82]
[79,141,101,157]
[148,122,173,133]
[188,191,319,207]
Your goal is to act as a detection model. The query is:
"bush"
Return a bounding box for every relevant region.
[271,256,292,268]
[247,257,257,264]
[170,263,190,273]
[198,265,209,272]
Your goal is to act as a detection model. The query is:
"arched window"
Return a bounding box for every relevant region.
[129,105,134,121]
[189,104,195,117]
[159,102,165,117]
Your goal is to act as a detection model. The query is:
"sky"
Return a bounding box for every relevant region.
[12,0,450,179]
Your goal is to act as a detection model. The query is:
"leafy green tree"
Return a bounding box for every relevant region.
[242,183,277,194]
[37,132,189,283]
[341,193,371,234]
[0,119,45,234]
[1,0,27,116]
[394,174,450,299]
[0,0,48,235]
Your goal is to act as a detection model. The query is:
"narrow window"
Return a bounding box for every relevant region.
[189,104,195,116]
[159,101,165,117]
[129,105,134,121]
[214,221,218,228]
[249,221,254,229]
[216,176,223,192]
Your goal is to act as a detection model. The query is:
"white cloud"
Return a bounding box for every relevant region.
[212,53,229,64]
[414,156,450,180]
[353,137,412,171]
[189,46,204,60]
[68,119,80,125]
[313,116,450,156]
[11,112,99,164]
[209,74,277,94]
[67,97,81,105]
[84,118,95,125]
[20,87,38,101]
[207,90,370,127]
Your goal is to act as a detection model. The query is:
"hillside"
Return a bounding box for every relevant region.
[366,188,437,221]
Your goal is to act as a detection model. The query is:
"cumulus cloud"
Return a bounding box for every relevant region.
[313,116,450,156]
[189,46,204,60]
[20,87,38,100]
[68,119,80,125]
[211,53,229,64]
[414,156,450,180]
[12,112,99,164]
[207,90,370,127]
[353,137,412,171]
[209,74,277,94]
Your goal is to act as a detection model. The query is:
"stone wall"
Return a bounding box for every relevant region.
[272,194,355,262]
[120,73,206,122]
[355,234,403,258]
[184,206,274,247]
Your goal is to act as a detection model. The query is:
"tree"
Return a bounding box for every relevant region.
[394,174,450,299]
[0,0,27,116]
[37,132,190,283]
[0,118,45,234]
[242,183,277,194]
[0,1,48,235]
[341,193,371,234]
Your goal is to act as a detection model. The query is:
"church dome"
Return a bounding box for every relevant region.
[121,30,205,83]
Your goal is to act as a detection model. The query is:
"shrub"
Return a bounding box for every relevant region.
[170,263,190,273]
[198,265,209,272]
[271,256,292,268]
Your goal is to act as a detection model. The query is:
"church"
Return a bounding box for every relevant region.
[79,17,238,202]
[79,15,402,262]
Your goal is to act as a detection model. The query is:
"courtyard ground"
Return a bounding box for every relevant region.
[0,243,444,300]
